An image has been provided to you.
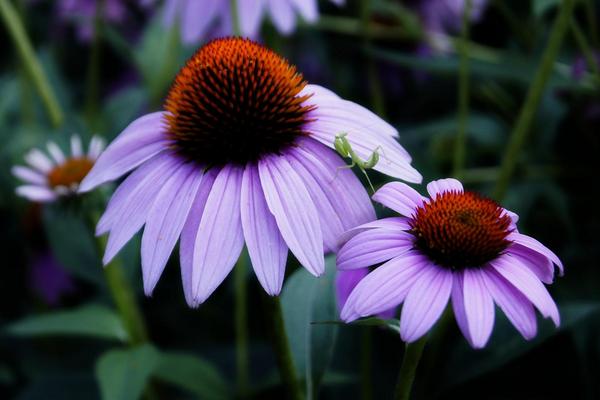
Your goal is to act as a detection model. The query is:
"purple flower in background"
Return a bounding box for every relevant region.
[418,0,488,52]
[30,252,75,306]
[79,38,420,307]
[13,135,105,202]
[162,0,345,44]
[57,0,127,41]
[571,51,600,80]
[339,178,563,348]
[336,269,395,319]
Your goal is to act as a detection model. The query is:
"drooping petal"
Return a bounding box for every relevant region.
[341,252,428,322]
[141,162,204,295]
[268,0,296,34]
[288,139,375,252]
[509,243,554,284]
[79,112,169,192]
[179,169,218,307]
[25,149,54,173]
[451,272,473,345]
[181,0,220,44]
[481,268,537,340]
[337,228,413,270]
[426,178,463,198]
[238,0,265,37]
[372,182,424,217]
[191,166,245,304]
[399,264,453,343]
[102,153,181,265]
[507,232,563,275]
[259,154,324,276]
[491,254,560,326]
[16,185,57,202]
[241,164,288,296]
[12,166,46,185]
[462,268,495,348]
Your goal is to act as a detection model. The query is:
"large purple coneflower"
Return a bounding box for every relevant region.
[79,37,420,306]
[339,178,562,348]
[162,0,345,44]
[13,135,105,202]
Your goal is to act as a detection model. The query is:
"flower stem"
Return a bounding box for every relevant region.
[492,0,576,201]
[229,0,241,36]
[234,254,249,397]
[264,295,304,400]
[393,337,427,400]
[0,0,63,128]
[452,0,472,179]
[85,0,104,130]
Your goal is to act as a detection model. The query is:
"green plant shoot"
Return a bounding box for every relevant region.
[334,132,380,192]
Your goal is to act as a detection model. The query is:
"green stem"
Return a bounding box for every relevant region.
[584,0,598,46]
[492,0,576,201]
[234,254,249,397]
[230,0,241,36]
[452,0,472,179]
[360,327,373,400]
[85,0,104,130]
[265,296,304,400]
[0,0,63,127]
[360,0,385,117]
[571,18,600,82]
[393,337,427,400]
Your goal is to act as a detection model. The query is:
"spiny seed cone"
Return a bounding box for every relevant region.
[409,191,512,269]
[164,37,315,166]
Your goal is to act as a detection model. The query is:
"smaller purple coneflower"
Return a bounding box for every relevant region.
[162,0,345,44]
[339,178,563,348]
[13,135,105,202]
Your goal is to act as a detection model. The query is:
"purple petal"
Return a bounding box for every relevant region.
[181,0,220,44]
[481,268,537,340]
[290,0,317,22]
[288,139,375,252]
[141,163,204,296]
[259,154,324,276]
[16,185,56,202]
[25,149,54,173]
[491,254,560,326]
[338,216,411,245]
[192,166,245,304]
[241,164,288,296]
[451,272,473,345]
[336,269,368,311]
[372,182,424,217]
[79,112,169,192]
[179,169,218,307]
[507,232,563,275]
[426,178,463,198]
[238,0,265,36]
[508,243,554,284]
[102,153,181,264]
[337,228,413,270]
[47,142,65,164]
[268,0,296,34]
[462,268,495,349]
[12,166,46,185]
[400,264,453,343]
[341,252,428,322]
[70,135,83,157]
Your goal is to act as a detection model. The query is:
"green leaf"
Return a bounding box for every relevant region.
[534,0,560,17]
[96,344,160,400]
[281,256,339,397]
[5,304,128,342]
[153,352,230,400]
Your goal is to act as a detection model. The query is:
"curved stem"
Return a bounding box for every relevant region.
[492,0,576,201]
[0,0,63,127]
[265,295,304,400]
[393,337,427,400]
[234,254,249,397]
[452,0,472,179]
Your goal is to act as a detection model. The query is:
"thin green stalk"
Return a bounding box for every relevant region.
[0,0,63,127]
[360,327,373,400]
[97,234,149,345]
[452,0,472,179]
[85,0,104,129]
[393,337,427,400]
[492,0,576,201]
[264,296,304,400]
[584,0,598,46]
[360,0,385,117]
[230,0,241,36]
[234,255,249,397]
[571,18,600,82]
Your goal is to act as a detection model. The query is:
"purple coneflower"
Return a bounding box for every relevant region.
[13,135,105,202]
[339,178,562,348]
[162,0,345,44]
[79,37,420,306]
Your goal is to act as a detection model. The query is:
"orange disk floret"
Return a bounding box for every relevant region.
[164,37,315,166]
[409,191,512,269]
[47,157,95,189]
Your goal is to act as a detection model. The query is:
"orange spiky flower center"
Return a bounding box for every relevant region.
[164,37,315,166]
[409,191,512,269]
[47,157,95,189]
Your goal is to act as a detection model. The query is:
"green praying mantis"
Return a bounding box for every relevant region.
[334,132,382,193]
